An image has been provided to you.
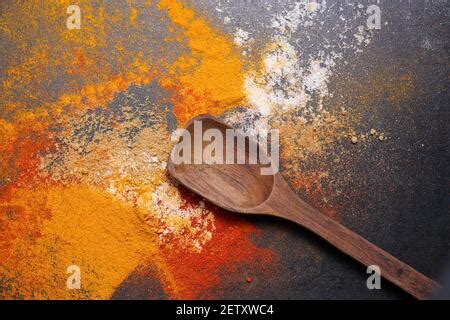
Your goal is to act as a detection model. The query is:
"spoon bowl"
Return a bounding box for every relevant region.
[168,115,274,212]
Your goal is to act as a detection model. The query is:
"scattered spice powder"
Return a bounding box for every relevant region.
[1,185,162,299]
[158,0,246,125]
[159,197,275,299]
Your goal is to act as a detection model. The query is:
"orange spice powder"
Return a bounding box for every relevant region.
[1,185,164,299]
[157,0,246,125]
[158,189,276,299]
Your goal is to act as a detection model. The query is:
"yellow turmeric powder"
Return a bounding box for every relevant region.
[158,0,246,125]
[0,185,164,299]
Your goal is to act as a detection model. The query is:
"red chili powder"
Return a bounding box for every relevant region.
[159,189,277,299]
[0,122,53,262]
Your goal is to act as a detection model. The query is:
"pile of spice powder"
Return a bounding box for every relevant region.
[158,0,246,125]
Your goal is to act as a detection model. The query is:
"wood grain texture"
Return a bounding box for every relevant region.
[168,114,439,299]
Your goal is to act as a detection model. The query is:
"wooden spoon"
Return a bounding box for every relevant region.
[168,114,439,299]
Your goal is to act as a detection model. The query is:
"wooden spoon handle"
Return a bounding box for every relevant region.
[270,190,439,299]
